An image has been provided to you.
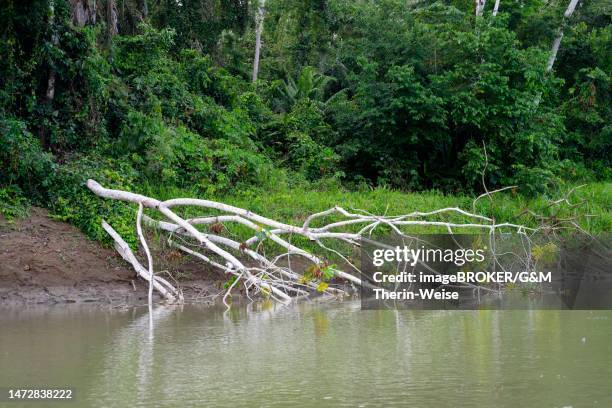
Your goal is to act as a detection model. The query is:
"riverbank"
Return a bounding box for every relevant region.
[2,181,609,306]
[0,208,224,306]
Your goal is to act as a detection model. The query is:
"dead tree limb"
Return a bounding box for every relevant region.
[86,179,571,306]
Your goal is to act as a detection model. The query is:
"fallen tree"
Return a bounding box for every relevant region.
[87,180,586,307]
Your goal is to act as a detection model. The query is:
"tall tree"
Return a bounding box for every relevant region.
[107,0,118,37]
[139,0,148,20]
[547,0,580,71]
[475,0,486,16]
[40,0,60,149]
[492,0,500,16]
[70,0,96,26]
[252,0,266,82]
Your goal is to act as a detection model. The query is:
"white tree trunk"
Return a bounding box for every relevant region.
[475,0,487,16]
[547,33,564,71]
[564,0,580,17]
[136,203,155,307]
[547,0,580,72]
[492,0,500,16]
[252,0,266,83]
[101,221,180,301]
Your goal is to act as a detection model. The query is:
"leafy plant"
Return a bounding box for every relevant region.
[278,66,334,111]
[0,186,29,220]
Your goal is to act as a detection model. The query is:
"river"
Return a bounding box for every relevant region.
[1,302,611,407]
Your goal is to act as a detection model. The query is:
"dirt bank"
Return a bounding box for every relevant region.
[0,208,224,306]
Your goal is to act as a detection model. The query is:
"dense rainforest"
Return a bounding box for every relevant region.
[0,0,610,244]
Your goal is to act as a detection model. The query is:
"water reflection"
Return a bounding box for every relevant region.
[1,303,611,407]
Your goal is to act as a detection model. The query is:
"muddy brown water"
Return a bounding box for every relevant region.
[1,302,611,407]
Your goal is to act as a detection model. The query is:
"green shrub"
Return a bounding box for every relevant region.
[286,131,341,180]
[50,156,139,247]
[118,111,181,183]
[179,49,213,95]
[0,117,56,202]
[113,25,176,77]
[256,98,340,180]
[509,165,559,196]
[0,186,29,220]
[206,138,277,194]
[117,110,273,194]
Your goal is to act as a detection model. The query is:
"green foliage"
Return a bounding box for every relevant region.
[49,156,139,247]
[0,3,112,151]
[179,50,213,94]
[277,66,334,111]
[223,275,238,290]
[316,282,329,293]
[532,242,559,265]
[302,262,336,286]
[324,6,571,192]
[561,64,611,176]
[151,0,249,51]
[0,186,29,220]
[0,0,609,249]
[256,97,341,181]
[0,117,56,201]
[219,182,611,241]
[115,109,275,195]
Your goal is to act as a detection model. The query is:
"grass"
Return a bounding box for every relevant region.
[216,181,611,234]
